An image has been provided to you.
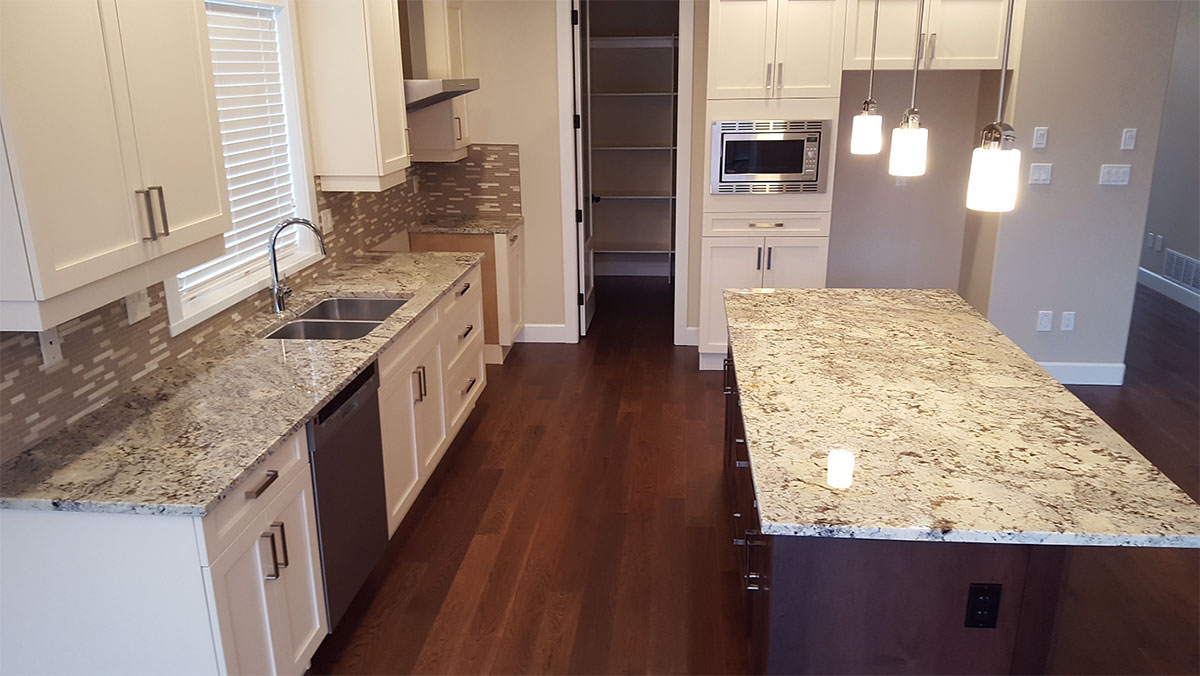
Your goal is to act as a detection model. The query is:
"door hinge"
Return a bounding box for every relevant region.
[578,292,585,305]
[574,114,581,129]
[572,8,579,25]
[575,208,583,223]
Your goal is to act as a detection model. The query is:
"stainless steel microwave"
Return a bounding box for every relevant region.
[710,119,831,195]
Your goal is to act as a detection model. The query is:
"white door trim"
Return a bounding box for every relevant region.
[673,0,696,346]
[556,0,581,344]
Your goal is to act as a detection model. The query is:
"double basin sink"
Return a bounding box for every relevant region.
[265,298,408,340]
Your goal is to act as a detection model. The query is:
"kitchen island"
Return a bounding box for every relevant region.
[722,288,1200,674]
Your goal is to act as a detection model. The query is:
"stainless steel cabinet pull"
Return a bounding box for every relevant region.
[756,247,762,271]
[927,32,936,67]
[460,377,477,396]
[722,358,732,395]
[262,531,280,580]
[459,324,474,340]
[776,62,783,90]
[413,368,424,403]
[150,186,169,235]
[735,460,750,468]
[138,190,157,241]
[457,282,471,297]
[751,222,784,228]
[454,116,463,141]
[245,470,279,499]
[766,247,773,270]
[271,521,289,569]
[765,62,773,91]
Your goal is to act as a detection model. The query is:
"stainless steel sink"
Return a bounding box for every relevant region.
[297,297,408,321]
[265,320,380,340]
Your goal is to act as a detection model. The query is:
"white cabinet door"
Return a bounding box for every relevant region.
[774,0,845,98]
[699,237,765,353]
[365,0,411,176]
[707,0,778,100]
[446,0,470,150]
[379,365,421,535]
[412,340,447,477]
[762,237,829,288]
[115,0,231,253]
[0,0,147,299]
[926,0,1023,70]
[207,514,280,675]
[842,0,924,70]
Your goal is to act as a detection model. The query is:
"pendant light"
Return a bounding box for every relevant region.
[850,0,883,155]
[888,0,929,177]
[966,0,1020,212]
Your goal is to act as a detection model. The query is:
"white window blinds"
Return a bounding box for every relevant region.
[176,1,301,308]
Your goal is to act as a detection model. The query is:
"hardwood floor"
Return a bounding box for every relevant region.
[310,280,1197,675]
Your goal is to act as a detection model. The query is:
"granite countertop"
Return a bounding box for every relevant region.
[408,215,523,235]
[0,252,483,517]
[725,288,1200,547]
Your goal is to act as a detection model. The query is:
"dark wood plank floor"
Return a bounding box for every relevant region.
[310,280,1198,675]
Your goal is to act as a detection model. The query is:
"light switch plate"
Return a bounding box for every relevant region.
[125,289,151,325]
[38,327,64,367]
[1099,164,1131,185]
[1145,232,1155,248]
[1060,311,1075,331]
[1032,127,1048,149]
[1029,163,1052,184]
[318,208,333,233]
[1037,311,1053,332]
[1121,128,1137,150]
[1155,234,1164,251]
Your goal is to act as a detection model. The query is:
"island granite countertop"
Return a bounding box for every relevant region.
[407,215,523,236]
[724,288,1200,547]
[0,251,483,517]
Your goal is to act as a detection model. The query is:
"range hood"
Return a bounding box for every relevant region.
[403,78,479,112]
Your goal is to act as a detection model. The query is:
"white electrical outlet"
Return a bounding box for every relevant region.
[1032,126,1048,149]
[1061,311,1075,331]
[1145,232,1155,248]
[318,208,333,233]
[1037,311,1053,332]
[125,289,151,325]
[38,327,63,367]
[1099,164,1131,185]
[1155,234,1164,251]
[1028,163,1052,184]
[1121,128,1137,150]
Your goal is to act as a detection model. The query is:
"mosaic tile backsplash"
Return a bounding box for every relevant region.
[0,144,520,462]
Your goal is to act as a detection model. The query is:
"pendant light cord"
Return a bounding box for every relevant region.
[995,0,1016,123]
[867,0,880,100]
[909,0,926,111]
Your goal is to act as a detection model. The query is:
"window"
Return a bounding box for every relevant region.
[167,0,318,334]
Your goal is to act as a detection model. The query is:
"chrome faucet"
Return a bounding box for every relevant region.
[269,217,328,313]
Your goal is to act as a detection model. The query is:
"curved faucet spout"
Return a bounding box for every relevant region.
[269,217,328,313]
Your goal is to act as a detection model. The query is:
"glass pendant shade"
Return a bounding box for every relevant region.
[850,112,883,155]
[888,126,928,177]
[966,146,1021,212]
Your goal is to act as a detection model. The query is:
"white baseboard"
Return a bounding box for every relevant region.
[1039,361,1126,386]
[1138,267,1200,311]
[516,323,578,344]
[699,351,725,371]
[675,325,699,347]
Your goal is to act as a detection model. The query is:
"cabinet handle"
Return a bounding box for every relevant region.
[459,324,474,340]
[271,521,289,569]
[776,62,783,91]
[262,531,280,581]
[138,189,157,241]
[722,357,732,395]
[736,460,750,468]
[756,246,762,271]
[150,186,169,236]
[927,32,937,68]
[766,247,773,270]
[460,377,477,396]
[765,62,773,92]
[454,116,463,141]
[245,470,279,499]
[508,233,519,244]
[412,368,424,403]
[457,282,471,297]
[750,222,784,228]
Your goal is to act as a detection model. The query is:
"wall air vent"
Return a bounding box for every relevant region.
[1163,248,1200,292]
[716,120,824,133]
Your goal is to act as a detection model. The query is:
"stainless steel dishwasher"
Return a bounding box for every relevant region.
[308,362,388,632]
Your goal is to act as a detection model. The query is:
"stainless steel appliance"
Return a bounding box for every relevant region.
[308,363,388,631]
[710,120,831,195]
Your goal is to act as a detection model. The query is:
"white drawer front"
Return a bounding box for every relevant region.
[703,212,831,237]
[441,296,485,374]
[379,306,439,382]
[438,265,483,321]
[442,334,485,434]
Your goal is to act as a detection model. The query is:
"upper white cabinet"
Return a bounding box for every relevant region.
[298,0,412,191]
[708,0,845,99]
[843,0,1025,70]
[402,0,474,162]
[0,0,230,326]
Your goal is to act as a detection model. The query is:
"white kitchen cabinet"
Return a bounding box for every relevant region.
[707,0,844,99]
[0,0,230,329]
[298,0,412,191]
[699,234,828,356]
[499,228,525,352]
[843,0,1025,70]
[402,0,474,162]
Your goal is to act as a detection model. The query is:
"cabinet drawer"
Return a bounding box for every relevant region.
[379,306,438,382]
[442,335,485,432]
[438,265,483,320]
[703,212,831,237]
[441,291,485,372]
[201,427,309,564]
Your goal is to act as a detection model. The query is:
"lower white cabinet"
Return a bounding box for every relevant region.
[699,234,829,357]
